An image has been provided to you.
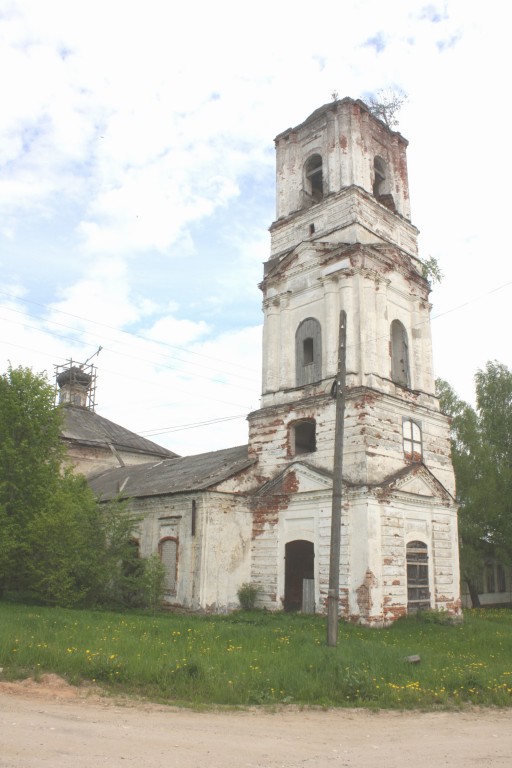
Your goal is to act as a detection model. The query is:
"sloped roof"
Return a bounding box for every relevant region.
[61,405,177,460]
[89,444,254,501]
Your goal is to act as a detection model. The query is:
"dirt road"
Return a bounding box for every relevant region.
[1,676,511,767]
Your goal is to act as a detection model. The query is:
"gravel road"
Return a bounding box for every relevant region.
[1,676,511,767]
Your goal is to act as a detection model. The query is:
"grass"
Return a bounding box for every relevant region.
[1,603,512,709]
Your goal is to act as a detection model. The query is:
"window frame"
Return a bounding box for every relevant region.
[403,418,422,462]
[295,318,322,386]
[290,418,317,456]
[304,153,324,204]
[406,540,430,612]
[159,536,178,595]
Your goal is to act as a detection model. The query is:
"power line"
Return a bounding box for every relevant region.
[0,288,259,377]
[139,414,247,437]
[2,275,512,439]
[0,304,260,390]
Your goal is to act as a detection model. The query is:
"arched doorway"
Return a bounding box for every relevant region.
[284,540,314,611]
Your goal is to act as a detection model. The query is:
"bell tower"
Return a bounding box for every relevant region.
[248,98,460,623]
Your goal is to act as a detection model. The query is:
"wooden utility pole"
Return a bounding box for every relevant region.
[327,310,347,647]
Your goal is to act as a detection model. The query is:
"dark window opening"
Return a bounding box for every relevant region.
[391,319,410,387]
[304,154,323,204]
[309,223,315,235]
[284,540,315,611]
[303,337,314,365]
[407,540,430,612]
[403,418,422,462]
[191,499,196,537]
[373,155,396,212]
[292,419,316,455]
[373,156,386,197]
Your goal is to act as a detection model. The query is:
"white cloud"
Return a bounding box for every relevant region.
[1,0,511,453]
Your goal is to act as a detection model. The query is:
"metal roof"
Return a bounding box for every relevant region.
[61,405,177,460]
[89,444,254,500]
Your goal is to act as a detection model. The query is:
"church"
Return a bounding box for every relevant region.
[77,97,461,624]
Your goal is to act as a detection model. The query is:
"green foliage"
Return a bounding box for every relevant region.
[0,365,162,610]
[415,608,456,626]
[141,555,166,613]
[2,605,512,708]
[421,255,444,285]
[237,582,258,611]
[0,365,67,595]
[437,362,512,604]
[25,473,103,607]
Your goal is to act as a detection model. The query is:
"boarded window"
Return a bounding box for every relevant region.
[292,419,316,454]
[296,318,322,386]
[304,154,323,204]
[407,540,430,612]
[403,419,422,461]
[390,319,410,387]
[159,537,178,593]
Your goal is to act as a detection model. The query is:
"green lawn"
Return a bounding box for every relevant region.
[1,603,511,708]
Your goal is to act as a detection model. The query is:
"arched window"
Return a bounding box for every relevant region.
[390,320,410,387]
[403,419,422,462]
[296,318,322,386]
[304,154,323,204]
[290,419,316,455]
[406,540,430,612]
[159,536,178,594]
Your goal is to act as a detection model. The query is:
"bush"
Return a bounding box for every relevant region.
[415,608,455,625]
[141,555,165,612]
[237,582,258,610]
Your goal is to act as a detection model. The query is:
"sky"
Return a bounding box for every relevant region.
[1,0,510,456]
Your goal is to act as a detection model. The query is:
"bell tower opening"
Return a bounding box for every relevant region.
[304,154,323,205]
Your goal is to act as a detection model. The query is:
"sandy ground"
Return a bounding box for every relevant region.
[0,676,511,767]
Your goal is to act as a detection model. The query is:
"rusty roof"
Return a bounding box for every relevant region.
[61,405,177,460]
[89,444,254,500]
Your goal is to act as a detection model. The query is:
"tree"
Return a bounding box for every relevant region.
[421,255,443,286]
[437,362,512,606]
[24,472,104,606]
[365,89,408,129]
[0,365,66,595]
[0,365,163,608]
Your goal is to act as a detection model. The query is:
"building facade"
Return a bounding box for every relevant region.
[90,98,461,623]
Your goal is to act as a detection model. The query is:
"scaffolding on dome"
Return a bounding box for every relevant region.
[54,359,98,411]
